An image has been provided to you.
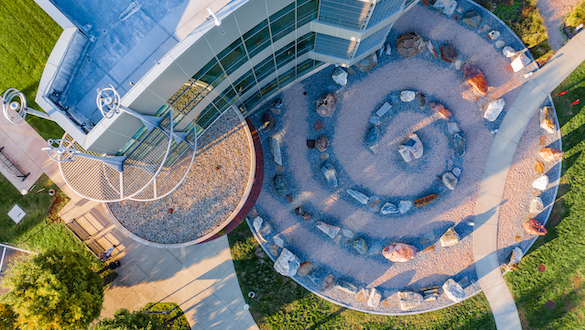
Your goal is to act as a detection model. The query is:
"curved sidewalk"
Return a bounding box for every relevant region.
[473,30,585,330]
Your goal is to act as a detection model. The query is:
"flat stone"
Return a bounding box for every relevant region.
[368,241,383,255]
[347,188,369,205]
[442,279,465,302]
[453,133,465,157]
[273,175,287,194]
[353,238,368,254]
[253,216,263,233]
[447,122,460,134]
[382,243,418,262]
[415,193,439,207]
[495,40,505,48]
[440,227,460,247]
[503,46,516,58]
[354,53,378,72]
[316,135,330,152]
[297,261,313,277]
[442,172,458,190]
[381,297,392,308]
[381,202,399,215]
[535,161,545,174]
[455,60,462,70]
[488,30,501,40]
[313,120,325,131]
[376,102,392,117]
[530,197,544,214]
[341,229,354,239]
[316,92,337,117]
[478,24,491,34]
[365,126,380,154]
[533,175,549,190]
[274,248,300,277]
[429,102,453,119]
[316,221,340,239]
[433,0,457,15]
[273,235,284,248]
[398,133,423,162]
[335,280,358,294]
[427,41,437,58]
[368,196,381,212]
[356,288,368,302]
[270,136,283,165]
[484,98,505,121]
[306,139,316,149]
[540,106,556,134]
[322,274,335,292]
[369,116,381,125]
[440,44,458,63]
[463,63,487,96]
[399,200,413,214]
[452,167,462,177]
[367,288,382,308]
[462,11,481,28]
[398,291,423,311]
[321,162,339,187]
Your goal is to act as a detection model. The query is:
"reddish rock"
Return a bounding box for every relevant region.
[297,261,313,277]
[422,0,430,6]
[382,243,418,262]
[322,274,335,291]
[524,219,547,236]
[535,161,545,174]
[415,194,439,207]
[313,120,324,131]
[429,102,453,119]
[421,245,435,254]
[440,44,458,63]
[463,63,488,95]
[396,32,426,58]
[316,93,337,117]
[539,148,564,162]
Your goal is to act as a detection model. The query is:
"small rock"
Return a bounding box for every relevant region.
[424,294,438,302]
[316,135,330,152]
[530,197,544,214]
[462,11,481,28]
[368,241,383,255]
[390,94,400,104]
[322,274,335,291]
[381,202,399,215]
[302,212,312,221]
[367,288,382,308]
[442,172,458,190]
[433,0,457,15]
[416,91,427,108]
[502,247,524,272]
[463,63,488,96]
[275,164,285,173]
[398,291,423,310]
[274,248,300,277]
[452,133,466,157]
[356,288,368,302]
[539,147,563,162]
[478,24,491,34]
[385,44,392,55]
[267,243,279,257]
[458,276,470,288]
[354,53,378,72]
[421,245,435,253]
[273,175,287,194]
[399,133,424,162]
[440,44,458,63]
[415,194,439,207]
[369,116,381,125]
[294,206,304,215]
[347,189,369,205]
[341,229,354,239]
[316,93,337,117]
[540,106,556,134]
[368,196,381,212]
[365,126,380,154]
[447,122,460,134]
[382,243,418,262]
[442,279,465,302]
[426,41,437,58]
[307,139,316,149]
[286,194,293,203]
[429,102,453,119]
[270,107,281,115]
[488,30,501,40]
[253,216,263,233]
[502,46,516,58]
[381,297,393,308]
[455,60,462,70]
[400,90,416,102]
[396,32,426,58]
[297,261,313,277]
[335,280,358,294]
[440,227,460,247]
[353,238,368,254]
[376,102,392,117]
[316,221,341,239]
[262,112,276,129]
[484,98,505,121]
[260,222,272,237]
[332,67,348,86]
[524,218,547,236]
[535,161,545,174]
[533,175,549,191]
[321,162,339,187]
[273,235,284,248]
[495,40,505,48]
[270,136,283,166]
[313,120,325,131]
[399,200,413,214]
[320,153,329,161]
[452,167,462,177]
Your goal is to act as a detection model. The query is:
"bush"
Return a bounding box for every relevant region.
[566,1,585,30]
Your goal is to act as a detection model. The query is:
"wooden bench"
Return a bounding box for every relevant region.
[0,147,29,181]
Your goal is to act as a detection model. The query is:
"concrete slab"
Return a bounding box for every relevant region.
[497,106,533,143]
[211,270,244,312]
[509,80,548,118]
[182,288,233,330]
[133,280,171,303]
[116,260,149,286]
[168,244,204,264]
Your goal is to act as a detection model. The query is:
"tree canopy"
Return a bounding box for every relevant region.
[0,249,103,329]
[91,309,165,330]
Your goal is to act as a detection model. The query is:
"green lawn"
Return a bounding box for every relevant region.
[228,223,495,329]
[0,0,64,140]
[504,62,585,329]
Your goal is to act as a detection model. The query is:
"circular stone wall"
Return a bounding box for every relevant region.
[247,2,561,315]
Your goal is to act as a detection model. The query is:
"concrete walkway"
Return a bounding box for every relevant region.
[473,30,585,330]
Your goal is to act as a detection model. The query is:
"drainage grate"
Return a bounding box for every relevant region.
[545,300,555,310]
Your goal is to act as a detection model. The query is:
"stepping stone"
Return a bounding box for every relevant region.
[313,120,324,131]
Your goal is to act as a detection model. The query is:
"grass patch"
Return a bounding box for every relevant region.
[504,62,585,329]
[0,0,64,140]
[228,222,496,329]
[142,303,190,330]
[566,1,585,33]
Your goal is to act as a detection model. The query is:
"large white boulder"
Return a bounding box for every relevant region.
[442,278,465,302]
[484,98,505,121]
[274,248,300,277]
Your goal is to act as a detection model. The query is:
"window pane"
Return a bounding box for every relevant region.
[298,12,317,27]
[200,61,223,85]
[270,3,295,22]
[297,33,315,55]
[297,59,314,76]
[248,39,271,59]
[217,39,243,60]
[270,11,295,39]
[213,86,236,111]
[220,44,247,76]
[192,59,217,81]
[234,70,256,95]
[196,104,220,129]
[278,67,296,87]
[245,26,270,55]
[243,91,262,110]
[260,78,279,97]
[297,0,318,21]
[272,25,295,43]
[243,20,268,40]
[275,43,295,68]
[254,56,275,82]
[171,82,202,113]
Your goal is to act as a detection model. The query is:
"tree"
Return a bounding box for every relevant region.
[91,309,165,330]
[0,249,103,329]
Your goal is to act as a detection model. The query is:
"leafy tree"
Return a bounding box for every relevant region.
[0,249,103,329]
[0,303,16,329]
[92,309,164,330]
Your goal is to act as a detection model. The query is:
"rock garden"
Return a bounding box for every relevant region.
[246,1,561,314]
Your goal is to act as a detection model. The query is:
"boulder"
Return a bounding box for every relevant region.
[332,67,348,86]
[440,44,458,63]
[274,248,301,277]
[511,53,531,72]
[539,106,556,133]
[381,202,399,215]
[416,91,427,108]
[429,102,453,119]
[539,147,564,162]
[462,11,481,28]
[398,291,423,311]
[316,221,340,239]
[376,102,392,117]
[322,274,335,291]
[488,30,501,40]
[400,90,416,102]
[535,160,545,174]
[367,288,382,308]
[365,126,380,153]
[495,40,505,48]
[478,24,491,34]
[427,41,437,58]
[399,200,413,214]
[533,175,549,191]
[442,279,465,302]
[502,46,516,58]
[273,235,284,248]
[415,194,438,207]
[463,63,488,95]
[396,32,426,58]
[440,227,460,247]
[399,133,424,162]
[368,196,381,212]
[316,135,330,152]
[524,218,547,236]
[356,288,368,302]
[452,133,466,157]
[355,53,378,72]
[382,243,418,262]
[316,93,337,117]
[433,0,457,15]
[273,175,287,194]
[321,162,339,187]
[267,243,279,257]
[530,197,544,214]
[484,98,505,121]
[270,136,283,165]
[347,189,369,205]
[353,238,368,254]
[447,122,460,134]
[262,112,276,129]
[297,261,313,277]
[442,172,458,190]
[502,247,524,272]
[335,280,358,294]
